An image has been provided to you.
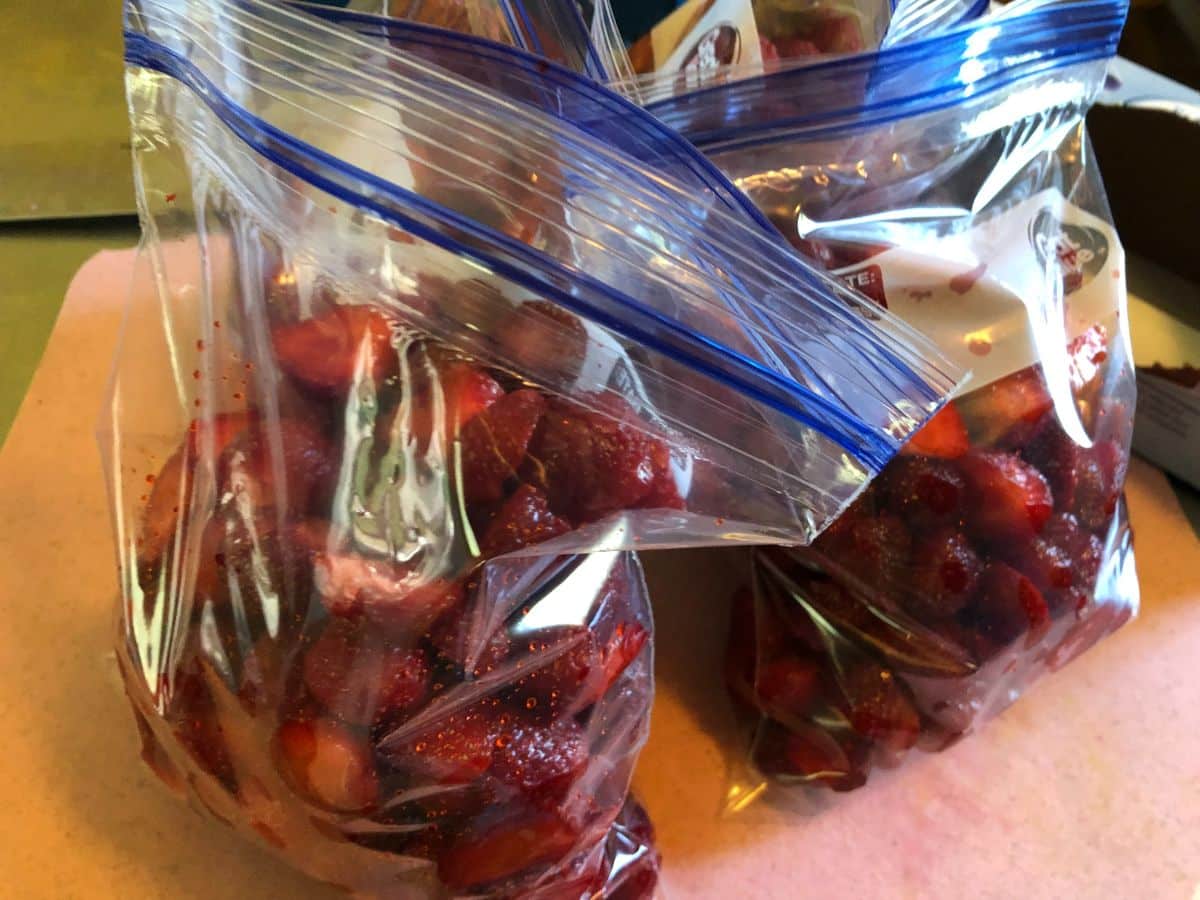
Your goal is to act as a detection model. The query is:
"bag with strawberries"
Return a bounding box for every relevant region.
[108,0,962,894]
[666,0,1139,797]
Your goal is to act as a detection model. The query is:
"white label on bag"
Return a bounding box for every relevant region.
[823,188,1125,396]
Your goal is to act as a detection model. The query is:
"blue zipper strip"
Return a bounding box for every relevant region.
[125,30,914,467]
[286,2,916,405]
[648,0,1127,150]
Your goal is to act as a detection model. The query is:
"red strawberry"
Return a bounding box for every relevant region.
[459,389,545,503]
[758,36,781,62]
[311,552,465,636]
[302,618,429,726]
[511,622,648,720]
[170,667,234,787]
[822,514,911,591]
[753,720,852,784]
[378,706,498,785]
[901,401,969,459]
[218,417,335,518]
[408,361,505,452]
[438,362,506,434]
[637,443,687,511]
[490,719,588,802]
[271,305,395,394]
[959,451,1053,542]
[957,367,1053,448]
[437,806,583,890]
[1023,420,1082,510]
[906,530,982,620]
[972,563,1051,647]
[479,483,573,556]
[139,412,253,572]
[493,300,588,384]
[524,395,660,521]
[1010,512,1104,615]
[754,657,822,720]
[879,456,967,529]
[837,661,920,752]
[812,12,865,53]
[275,718,378,812]
[1074,439,1127,532]
[776,36,821,57]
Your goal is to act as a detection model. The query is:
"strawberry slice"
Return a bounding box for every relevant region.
[479,484,573,557]
[906,529,981,620]
[879,456,967,529]
[493,300,589,384]
[900,401,969,459]
[820,514,911,591]
[971,563,1051,647]
[957,367,1053,448]
[959,451,1053,542]
[1023,420,1082,510]
[837,661,920,752]
[275,718,378,812]
[139,411,252,572]
[437,805,584,890]
[378,705,498,785]
[301,618,430,726]
[271,305,395,394]
[1007,512,1103,615]
[311,551,464,637]
[459,389,545,504]
[524,395,660,522]
[753,656,822,721]
[490,719,588,803]
[218,417,335,520]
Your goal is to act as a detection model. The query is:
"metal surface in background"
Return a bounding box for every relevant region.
[0,1,134,220]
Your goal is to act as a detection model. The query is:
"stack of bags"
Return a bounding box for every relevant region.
[109,0,1137,896]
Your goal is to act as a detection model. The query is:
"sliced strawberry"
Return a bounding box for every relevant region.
[959,451,1053,542]
[438,362,506,434]
[837,661,920,752]
[378,705,497,785]
[901,401,969,459]
[218,417,335,518]
[524,394,660,522]
[754,656,822,720]
[139,411,253,572]
[490,718,588,803]
[302,618,429,726]
[1023,420,1083,510]
[821,514,911,591]
[437,805,583,890]
[311,552,464,637]
[1074,439,1127,532]
[906,530,981,621]
[493,300,589,384]
[275,718,378,812]
[879,456,967,529]
[753,720,852,784]
[812,12,865,53]
[479,483,573,557]
[1009,512,1104,615]
[271,305,395,394]
[776,36,821,57]
[459,389,545,504]
[971,562,1051,648]
[957,367,1053,448]
[758,36,781,62]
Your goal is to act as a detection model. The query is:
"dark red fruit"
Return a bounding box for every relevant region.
[525,395,661,521]
[821,514,911,591]
[753,720,853,785]
[812,12,864,53]
[958,367,1053,448]
[637,443,687,511]
[275,718,378,812]
[378,706,497,784]
[1023,420,1082,510]
[972,563,1051,647]
[171,668,234,786]
[437,806,583,890]
[879,457,967,529]
[906,530,982,620]
[959,451,1053,542]
[219,417,335,518]
[459,389,545,503]
[759,36,780,62]
[837,662,920,752]
[271,305,394,394]
[776,36,821,57]
[1011,512,1104,615]
[491,719,588,802]
[754,657,822,720]
[901,401,969,459]
[479,483,573,556]
[513,622,648,719]
[1074,439,1127,532]
[311,552,464,636]
[302,618,429,726]
[493,300,588,384]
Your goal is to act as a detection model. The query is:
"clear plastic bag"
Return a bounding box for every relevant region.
[109,0,963,894]
[687,0,1140,800]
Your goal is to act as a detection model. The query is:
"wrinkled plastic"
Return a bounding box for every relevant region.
[704,0,1140,800]
[109,0,964,894]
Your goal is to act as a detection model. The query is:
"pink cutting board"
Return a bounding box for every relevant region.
[0,247,1195,899]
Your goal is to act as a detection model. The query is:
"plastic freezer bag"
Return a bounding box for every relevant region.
[107,0,962,894]
[689,0,1141,799]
